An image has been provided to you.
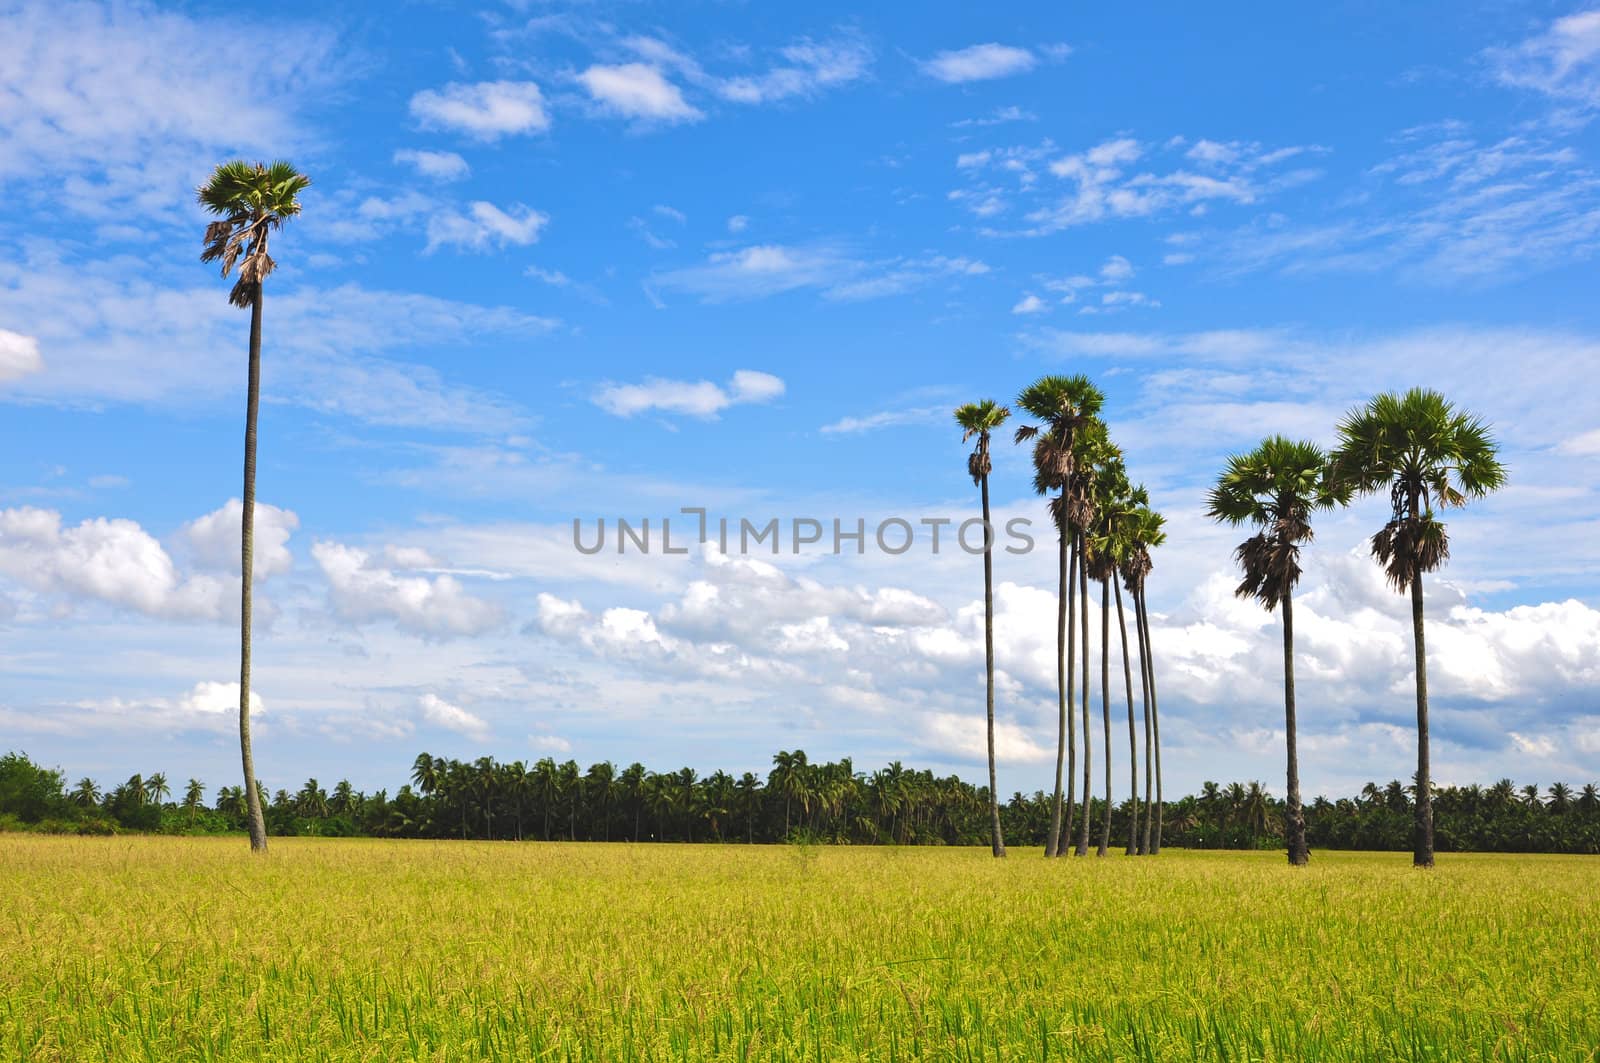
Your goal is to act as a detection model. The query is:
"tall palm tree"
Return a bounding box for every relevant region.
[1085,454,1130,857]
[198,159,311,854]
[620,762,647,842]
[71,778,101,808]
[1070,420,1115,857]
[956,398,1011,859]
[586,762,617,841]
[1208,436,1346,866]
[1330,389,1506,868]
[1123,505,1167,854]
[1014,375,1104,857]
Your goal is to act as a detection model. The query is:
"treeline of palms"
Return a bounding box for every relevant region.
[6,751,1598,853]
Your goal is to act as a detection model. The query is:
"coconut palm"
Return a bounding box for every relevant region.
[956,398,1011,859]
[198,159,311,854]
[71,778,101,808]
[586,762,617,841]
[145,772,171,807]
[1208,436,1346,866]
[1014,374,1104,857]
[183,779,205,824]
[1330,389,1506,867]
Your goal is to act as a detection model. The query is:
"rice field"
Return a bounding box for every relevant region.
[2,837,1596,1062]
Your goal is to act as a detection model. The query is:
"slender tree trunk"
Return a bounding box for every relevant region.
[1283,589,1308,866]
[980,474,1006,858]
[239,288,268,854]
[1143,588,1165,854]
[1115,579,1139,856]
[1098,579,1112,857]
[1076,546,1092,857]
[1410,527,1434,868]
[1137,583,1153,856]
[1046,510,1069,858]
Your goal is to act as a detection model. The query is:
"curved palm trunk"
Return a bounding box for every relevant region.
[239,289,268,854]
[1098,579,1112,856]
[1411,562,1434,868]
[980,473,1006,858]
[1137,583,1153,856]
[1115,580,1139,856]
[1075,547,1092,857]
[1283,589,1308,866]
[1046,514,1069,858]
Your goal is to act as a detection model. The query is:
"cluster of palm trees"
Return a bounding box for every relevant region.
[196,160,1517,869]
[1207,390,1504,867]
[958,376,1169,862]
[958,381,1505,869]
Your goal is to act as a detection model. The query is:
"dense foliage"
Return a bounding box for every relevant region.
[4,750,1596,853]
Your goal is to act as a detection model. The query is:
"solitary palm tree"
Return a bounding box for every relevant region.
[1208,436,1346,866]
[1014,375,1104,857]
[956,398,1011,859]
[198,159,311,853]
[1331,389,1505,868]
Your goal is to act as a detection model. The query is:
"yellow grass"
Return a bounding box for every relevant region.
[2,836,1596,1061]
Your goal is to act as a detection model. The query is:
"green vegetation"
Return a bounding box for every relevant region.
[5,751,1597,853]
[3,837,1596,1062]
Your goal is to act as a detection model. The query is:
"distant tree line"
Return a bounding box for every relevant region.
[4,750,1596,854]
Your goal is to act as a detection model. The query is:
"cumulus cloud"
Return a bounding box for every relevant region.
[921,43,1038,83]
[593,369,784,419]
[409,81,549,140]
[0,329,43,382]
[393,149,470,181]
[579,63,702,123]
[425,202,548,253]
[419,692,489,739]
[180,500,299,581]
[312,541,504,638]
[0,506,227,619]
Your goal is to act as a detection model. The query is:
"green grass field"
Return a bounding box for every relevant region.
[3,837,1596,1062]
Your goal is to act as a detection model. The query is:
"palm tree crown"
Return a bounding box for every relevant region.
[1329,388,1506,590]
[955,399,1010,484]
[1207,436,1347,611]
[198,160,311,308]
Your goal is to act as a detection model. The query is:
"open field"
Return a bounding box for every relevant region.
[3,837,1597,1062]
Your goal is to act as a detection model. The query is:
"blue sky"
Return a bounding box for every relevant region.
[2,0,1599,800]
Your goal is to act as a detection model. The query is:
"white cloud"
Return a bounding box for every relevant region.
[1012,293,1047,315]
[181,500,299,582]
[409,81,549,140]
[1559,428,1600,456]
[922,43,1038,83]
[531,733,572,753]
[0,329,43,382]
[727,215,750,233]
[425,202,549,253]
[651,245,989,303]
[312,541,504,638]
[579,63,702,123]
[0,1,337,220]
[393,149,470,181]
[0,506,227,620]
[715,36,873,104]
[181,681,263,719]
[594,369,785,419]
[419,692,489,739]
[0,258,553,431]
[1486,9,1600,108]
[820,406,946,434]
